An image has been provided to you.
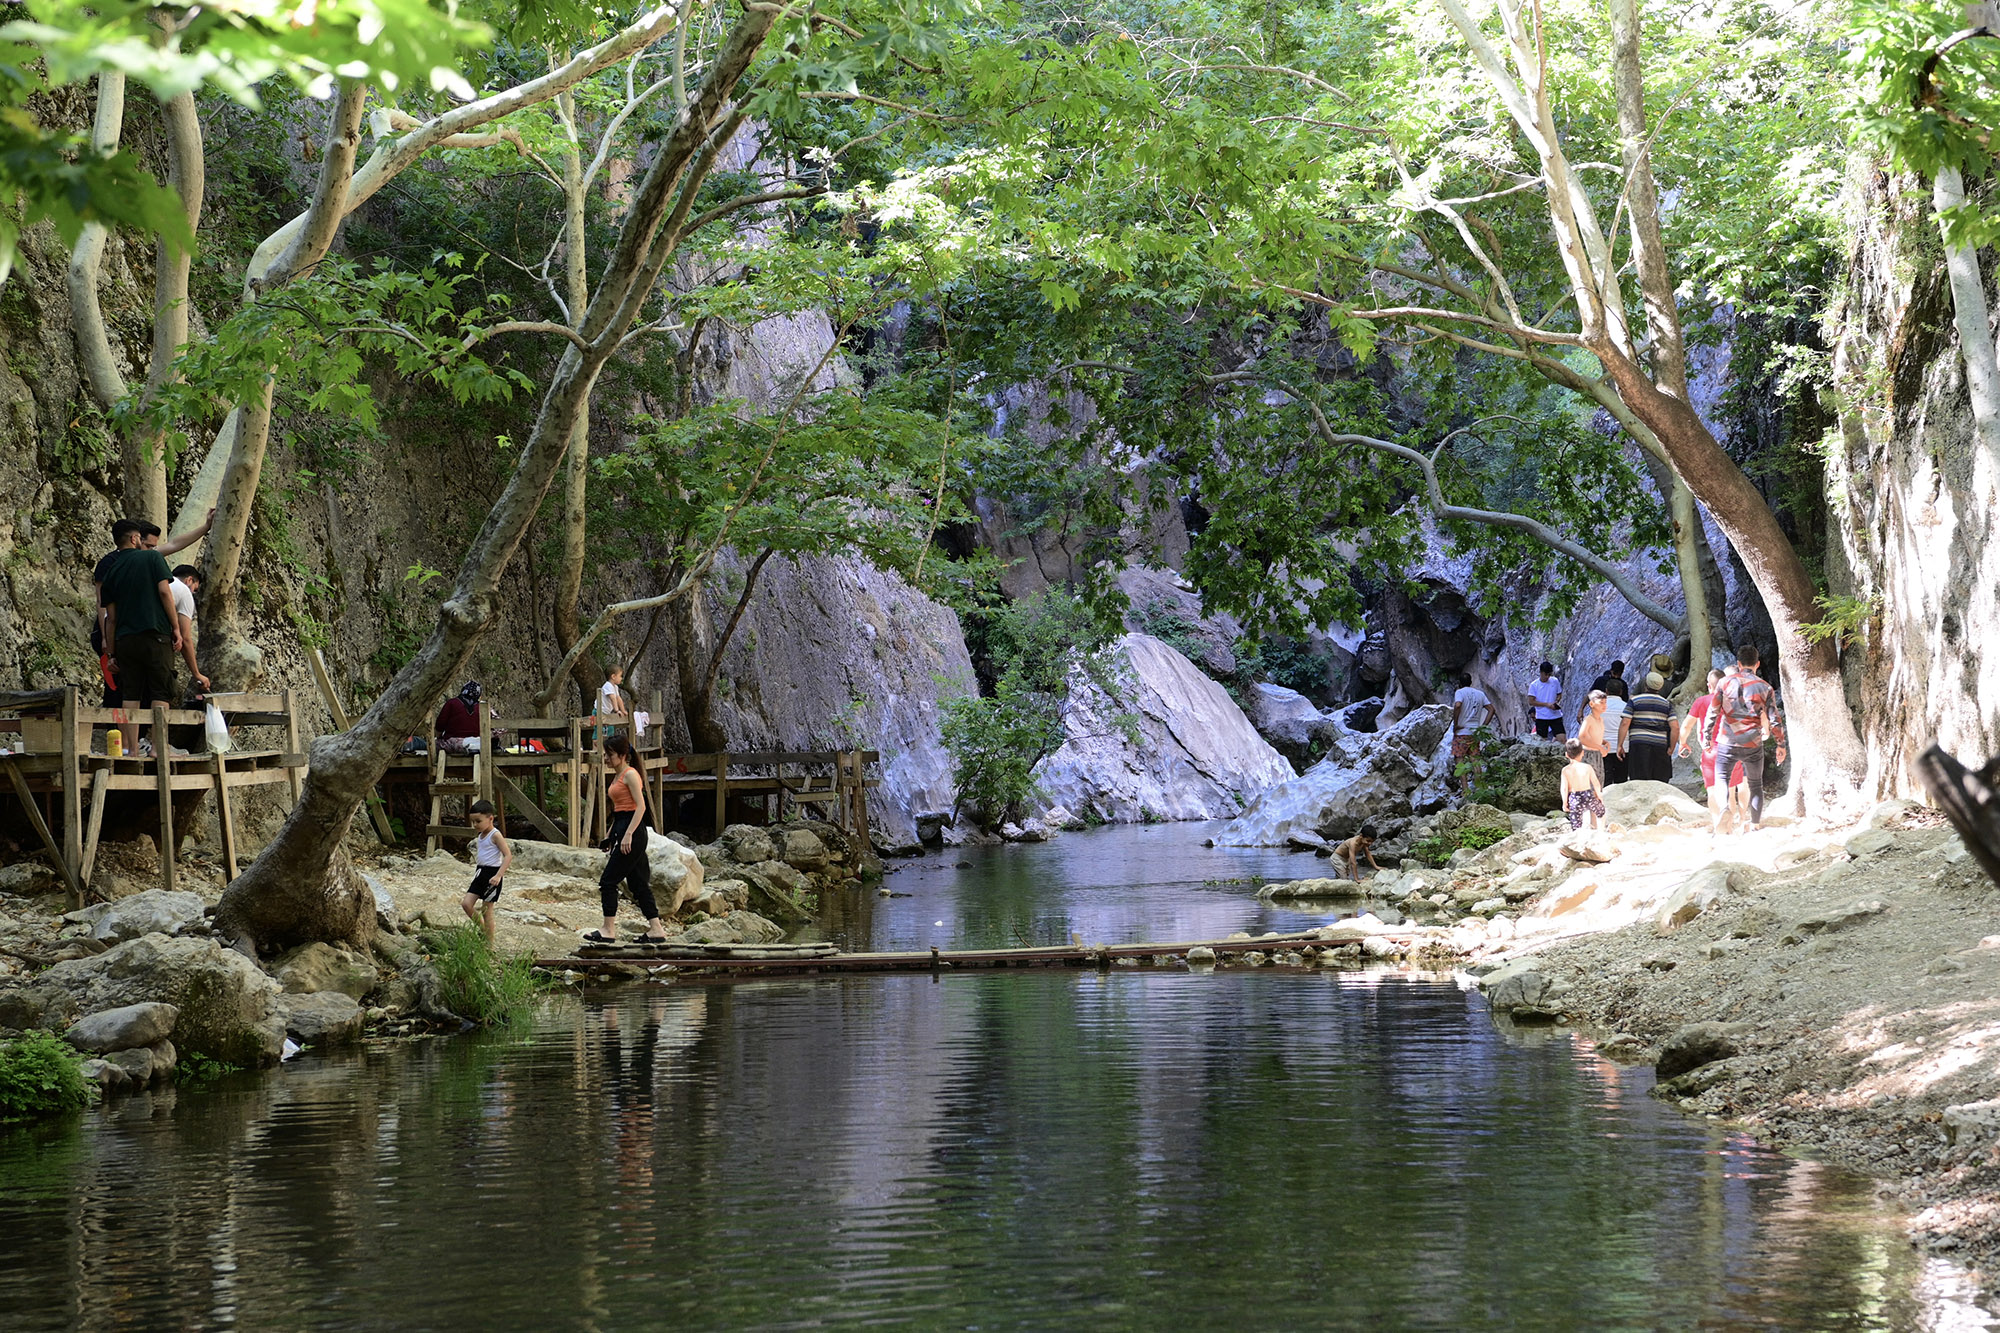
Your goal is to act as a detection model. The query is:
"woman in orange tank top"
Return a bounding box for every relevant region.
[584,736,668,944]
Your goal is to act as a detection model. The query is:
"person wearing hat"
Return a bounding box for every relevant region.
[436,681,484,755]
[1624,672,1677,782]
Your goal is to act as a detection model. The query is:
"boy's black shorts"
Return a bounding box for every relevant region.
[467,865,503,904]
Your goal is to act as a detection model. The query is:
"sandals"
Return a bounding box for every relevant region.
[581,930,618,945]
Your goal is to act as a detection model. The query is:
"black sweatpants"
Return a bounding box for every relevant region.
[599,811,658,920]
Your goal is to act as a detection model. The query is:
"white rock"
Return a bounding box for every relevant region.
[1212,705,1454,846]
[1033,633,1295,823]
[91,890,208,944]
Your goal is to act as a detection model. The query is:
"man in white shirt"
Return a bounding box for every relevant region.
[1450,672,1492,787]
[169,565,208,695]
[1526,661,1563,739]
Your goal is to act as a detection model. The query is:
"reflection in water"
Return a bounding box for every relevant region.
[1,826,1990,1330]
[1,968,1989,1331]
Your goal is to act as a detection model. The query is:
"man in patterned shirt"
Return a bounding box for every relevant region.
[1701,645,1788,830]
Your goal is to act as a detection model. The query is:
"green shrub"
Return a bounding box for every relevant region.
[0,1032,96,1121]
[1407,824,1512,868]
[940,674,1066,826]
[423,927,546,1027]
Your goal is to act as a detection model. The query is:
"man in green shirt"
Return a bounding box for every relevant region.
[99,543,184,755]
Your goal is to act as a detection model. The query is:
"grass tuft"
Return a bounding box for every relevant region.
[422,926,547,1027]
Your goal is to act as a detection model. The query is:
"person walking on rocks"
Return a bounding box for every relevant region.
[1526,662,1564,739]
[584,736,669,945]
[1599,689,1630,785]
[1624,672,1676,782]
[461,800,510,948]
[1591,659,1631,702]
[1450,672,1492,788]
[1700,646,1788,831]
[1574,689,1610,789]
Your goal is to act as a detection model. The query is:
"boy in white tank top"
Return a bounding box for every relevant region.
[460,799,511,947]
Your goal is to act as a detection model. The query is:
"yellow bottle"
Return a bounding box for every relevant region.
[106,728,123,757]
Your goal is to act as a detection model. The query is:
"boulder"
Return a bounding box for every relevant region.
[1246,682,1333,762]
[91,890,208,944]
[720,824,778,867]
[1258,877,1364,900]
[696,879,751,913]
[104,1046,160,1084]
[273,943,380,1000]
[63,1001,179,1053]
[676,910,786,946]
[1653,865,1745,932]
[1033,633,1296,823]
[1480,962,1565,1019]
[1844,829,1898,858]
[35,934,285,1066]
[1781,900,1888,944]
[0,861,57,895]
[276,991,365,1045]
[1436,804,1513,838]
[1185,945,1216,964]
[779,829,829,872]
[1655,1022,1741,1081]
[1943,1099,2000,1147]
[508,840,609,879]
[735,861,814,924]
[1602,781,1708,828]
[1476,738,1569,814]
[0,983,79,1032]
[1213,705,1453,846]
[644,831,704,908]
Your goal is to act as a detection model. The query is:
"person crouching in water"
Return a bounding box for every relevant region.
[1334,824,1380,882]
[1560,738,1606,835]
[584,736,669,945]
[461,799,510,948]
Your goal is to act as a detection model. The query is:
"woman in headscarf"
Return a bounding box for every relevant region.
[436,681,484,755]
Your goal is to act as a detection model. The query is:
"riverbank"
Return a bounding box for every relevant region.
[1395,787,2000,1306]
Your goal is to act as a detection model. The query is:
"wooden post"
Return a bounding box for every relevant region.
[648,689,663,753]
[4,757,82,905]
[426,745,446,855]
[714,750,730,839]
[60,688,81,908]
[591,741,607,842]
[153,703,175,892]
[282,689,304,806]
[476,701,493,807]
[211,752,239,882]
[80,766,108,892]
[855,751,871,850]
[308,649,395,844]
[567,717,583,847]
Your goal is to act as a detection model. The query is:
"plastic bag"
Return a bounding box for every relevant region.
[204,703,234,754]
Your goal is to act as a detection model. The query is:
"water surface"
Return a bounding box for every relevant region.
[0,825,1987,1330]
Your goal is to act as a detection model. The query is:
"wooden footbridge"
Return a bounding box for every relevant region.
[532,927,1426,980]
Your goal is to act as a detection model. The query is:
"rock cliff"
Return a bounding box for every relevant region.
[1032,633,1294,823]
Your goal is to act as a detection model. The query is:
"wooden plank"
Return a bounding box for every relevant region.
[79,765,108,890]
[60,688,80,907]
[203,691,289,714]
[3,757,83,904]
[714,749,729,839]
[73,706,205,727]
[154,703,175,892]
[212,753,239,882]
[426,746,446,855]
[476,701,493,806]
[494,770,564,844]
[567,717,583,847]
[283,689,303,806]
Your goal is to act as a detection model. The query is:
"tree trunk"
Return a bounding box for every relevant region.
[213,8,777,951]
[133,89,205,524]
[1934,166,2000,469]
[669,582,726,751]
[551,87,599,712]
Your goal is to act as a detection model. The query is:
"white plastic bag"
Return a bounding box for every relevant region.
[204,703,234,754]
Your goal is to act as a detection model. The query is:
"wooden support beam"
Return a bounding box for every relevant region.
[211,752,239,882]
[494,770,565,844]
[309,647,396,845]
[282,689,303,807]
[476,701,493,807]
[714,749,730,839]
[3,757,82,905]
[60,688,81,908]
[567,717,583,847]
[79,765,108,893]
[426,746,446,856]
[154,703,175,893]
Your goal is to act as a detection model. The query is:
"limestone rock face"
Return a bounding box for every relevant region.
[696,552,976,845]
[35,934,285,1066]
[1245,682,1334,764]
[62,1001,179,1053]
[91,890,208,944]
[274,943,380,1000]
[1033,633,1295,824]
[1213,705,1453,846]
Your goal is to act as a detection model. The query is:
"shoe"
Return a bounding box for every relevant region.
[167,745,191,759]
[580,930,618,945]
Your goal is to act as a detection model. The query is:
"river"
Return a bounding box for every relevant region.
[0,824,1990,1329]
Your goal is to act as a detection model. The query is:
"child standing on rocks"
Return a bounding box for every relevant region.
[461,799,510,947]
[1560,738,1606,834]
